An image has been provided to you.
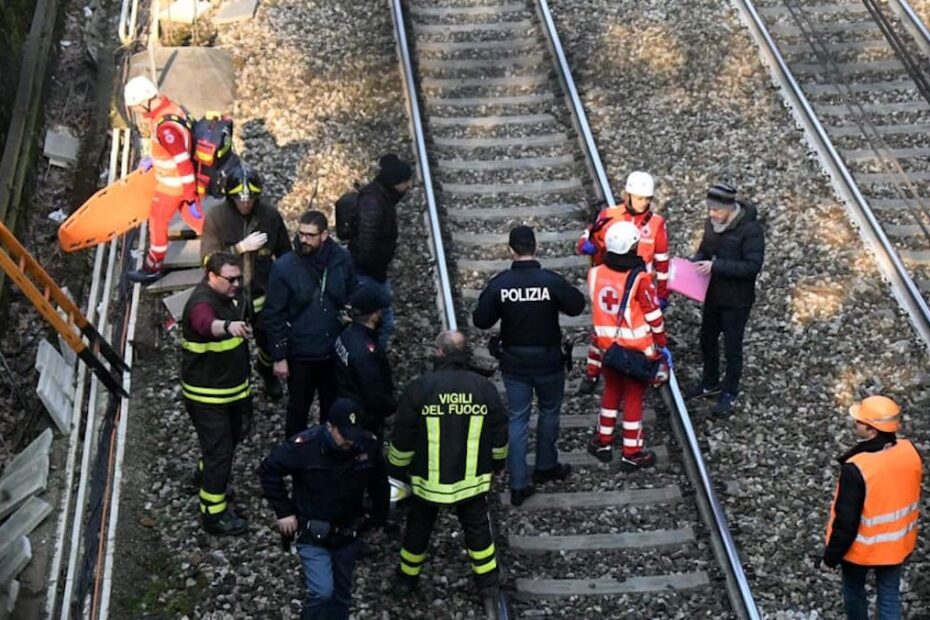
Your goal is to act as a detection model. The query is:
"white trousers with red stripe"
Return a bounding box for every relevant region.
[595,366,646,457]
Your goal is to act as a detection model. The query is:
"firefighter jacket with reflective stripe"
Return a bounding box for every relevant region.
[180,281,250,404]
[144,97,196,199]
[578,207,669,299]
[387,354,508,505]
[825,437,922,566]
[588,255,666,358]
[200,199,292,315]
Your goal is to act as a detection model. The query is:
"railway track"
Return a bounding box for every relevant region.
[391,0,759,616]
[739,0,930,345]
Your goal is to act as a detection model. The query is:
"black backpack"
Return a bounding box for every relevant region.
[160,111,238,198]
[335,181,363,242]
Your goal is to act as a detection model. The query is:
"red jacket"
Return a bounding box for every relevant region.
[144,97,197,201]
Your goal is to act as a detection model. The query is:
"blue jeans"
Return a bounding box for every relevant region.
[357,274,395,350]
[841,562,902,620]
[296,540,359,620]
[501,371,565,490]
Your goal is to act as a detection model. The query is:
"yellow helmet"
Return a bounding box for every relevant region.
[849,395,900,433]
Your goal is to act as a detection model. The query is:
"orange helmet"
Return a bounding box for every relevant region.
[849,395,900,433]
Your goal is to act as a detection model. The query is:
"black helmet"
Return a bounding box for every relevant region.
[225,164,263,201]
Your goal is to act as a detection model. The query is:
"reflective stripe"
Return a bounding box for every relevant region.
[652,324,665,333]
[622,438,642,447]
[256,348,272,365]
[410,474,492,504]
[253,295,266,314]
[468,543,495,561]
[654,253,669,261]
[598,425,615,435]
[182,336,244,353]
[644,309,662,322]
[183,380,250,404]
[622,421,642,430]
[492,444,508,459]
[426,417,440,485]
[153,159,176,169]
[400,562,421,576]
[173,152,191,163]
[589,359,602,368]
[465,416,484,482]
[199,489,225,503]
[656,272,669,281]
[861,502,919,527]
[593,325,652,339]
[401,548,426,563]
[150,243,169,253]
[600,408,618,419]
[855,520,918,545]
[156,174,195,186]
[389,444,414,467]
[183,379,250,396]
[200,501,227,514]
[472,558,498,575]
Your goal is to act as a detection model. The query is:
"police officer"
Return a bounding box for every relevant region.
[181,252,252,535]
[472,225,585,506]
[334,285,397,529]
[387,331,508,618]
[259,398,379,620]
[200,163,291,398]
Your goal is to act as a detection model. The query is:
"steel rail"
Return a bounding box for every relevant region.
[537,3,760,618]
[388,0,457,332]
[733,0,930,348]
[889,0,930,58]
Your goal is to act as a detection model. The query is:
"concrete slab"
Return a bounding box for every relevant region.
[0,455,49,520]
[145,268,203,294]
[36,340,75,402]
[163,286,195,323]
[530,411,657,428]
[36,371,72,434]
[160,0,212,24]
[500,485,681,511]
[509,527,694,553]
[168,196,222,239]
[129,48,235,118]
[0,537,30,588]
[3,429,52,478]
[42,126,80,168]
[164,238,202,269]
[213,0,259,24]
[0,497,52,560]
[513,572,710,598]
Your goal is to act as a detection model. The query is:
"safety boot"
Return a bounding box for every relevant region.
[619,450,656,472]
[480,587,501,620]
[126,257,165,285]
[533,463,572,484]
[712,391,738,417]
[202,511,248,536]
[392,570,418,597]
[509,485,536,507]
[587,436,613,463]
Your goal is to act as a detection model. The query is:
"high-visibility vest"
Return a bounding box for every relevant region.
[590,209,666,271]
[146,98,195,197]
[826,439,922,566]
[588,265,657,357]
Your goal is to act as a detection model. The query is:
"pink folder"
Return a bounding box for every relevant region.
[669,257,710,303]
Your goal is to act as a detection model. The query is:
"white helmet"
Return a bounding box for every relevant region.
[604,221,641,254]
[124,76,158,107]
[624,171,655,198]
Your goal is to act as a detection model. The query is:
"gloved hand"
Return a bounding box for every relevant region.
[659,297,669,311]
[658,346,673,369]
[581,239,597,256]
[137,156,153,172]
[236,231,268,254]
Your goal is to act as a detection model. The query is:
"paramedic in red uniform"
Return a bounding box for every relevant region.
[123,75,203,284]
[576,171,668,395]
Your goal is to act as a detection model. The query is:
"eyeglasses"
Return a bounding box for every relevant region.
[216,274,243,284]
[298,230,323,238]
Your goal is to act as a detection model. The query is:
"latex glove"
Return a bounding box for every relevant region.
[236,231,268,254]
[659,298,669,311]
[581,239,597,256]
[658,346,673,369]
[137,156,153,172]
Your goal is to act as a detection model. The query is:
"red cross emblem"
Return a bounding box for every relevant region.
[599,286,620,313]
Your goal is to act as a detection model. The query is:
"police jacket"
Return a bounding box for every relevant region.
[472,260,586,375]
[200,199,291,314]
[180,281,250,405]
[348,180,401,282]
[264,239,357,362]
[334,322,396,431]
[694,203,765,309]
[387,353,508,505]
[258,426,378,528]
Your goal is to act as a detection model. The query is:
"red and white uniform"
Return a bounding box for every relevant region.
[142,97,202,268]
[577,206,669,379]
[588,265,666,456]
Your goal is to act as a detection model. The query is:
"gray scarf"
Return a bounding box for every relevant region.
[711,204,742,234]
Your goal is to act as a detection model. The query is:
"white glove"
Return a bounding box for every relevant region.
[235,231,267,254]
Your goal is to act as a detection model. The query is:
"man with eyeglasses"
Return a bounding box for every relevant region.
[265,210,358,438]
[181,252,253,535]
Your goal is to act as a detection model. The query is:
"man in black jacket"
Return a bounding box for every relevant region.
[472,226,585,506]
[346,153,414,351]
[201,164,292,399]
[687,183,765,416]
[265,211,357,437]
[259,398,379,620]
[334,285,396,528]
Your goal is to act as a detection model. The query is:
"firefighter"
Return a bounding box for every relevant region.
[200,163,291,399]
[822,395,922,619]
[259,398,379,620]
[180,252,252,535]
[123,75,203,284]
[387,331,508,618]
[586,222,669,470]
[576,171,669,395]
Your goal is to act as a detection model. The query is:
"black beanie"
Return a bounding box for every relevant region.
[707,182,737,209]
[376,153,413,187]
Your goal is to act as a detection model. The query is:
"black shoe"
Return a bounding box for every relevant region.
[202,511,248,536]
[393,571,418,597]
[712,391,738,416]
[575,375,598,396]
[619,450,656,472]
[126,267,165,285]
[533,463,572,484]
[683,383,721,401]
[510,485,536,507]
[480,587,501,620]
[264,376,284,400]
[587,436,613,463]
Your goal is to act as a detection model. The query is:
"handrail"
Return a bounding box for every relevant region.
[537,2,760,618]
[388,0,457,331]
[733,0,930,348]
[117,0,140,45]
[534,0,615,206]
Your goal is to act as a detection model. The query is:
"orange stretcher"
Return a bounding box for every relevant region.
[58,168,156,252]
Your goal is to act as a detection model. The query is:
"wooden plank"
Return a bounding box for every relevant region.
[431,113,554,127]
[500,485,681,510]
[414,21,533,34]
[437,154,573,171]
[422,74,550,89]
[427,93,555,107]
[435,133,567,149]
[446,202,582,220]
[513,572,710,598]
[509,526,694,553]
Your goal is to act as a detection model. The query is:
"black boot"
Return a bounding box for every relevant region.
[126,257,165,285]
[202,511,248,536]
[480,587,501,620]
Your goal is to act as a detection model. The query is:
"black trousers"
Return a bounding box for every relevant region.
[252,309,274,381]
[399,494,498,590]
[285,358,338,438]
[365,426,390,525]
[185,396,252,516]
[700,304,752,395]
